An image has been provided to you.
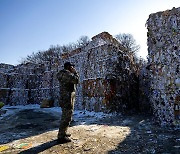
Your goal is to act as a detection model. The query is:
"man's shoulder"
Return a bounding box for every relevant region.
[58,69,68,75]
[57,69,71,78]
[57,69,65,79]
[60,69,66,73]
[62,69,71,75]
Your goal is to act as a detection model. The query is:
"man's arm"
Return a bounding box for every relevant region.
[57,68,79,84]
[56,70,64,81]
[66,71,79,84]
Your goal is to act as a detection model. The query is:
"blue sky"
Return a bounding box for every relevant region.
[0,0,179,65]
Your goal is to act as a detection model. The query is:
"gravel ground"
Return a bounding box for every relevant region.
[0,106,179,154]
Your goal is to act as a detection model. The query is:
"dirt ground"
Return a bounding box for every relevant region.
[0,106,180,154]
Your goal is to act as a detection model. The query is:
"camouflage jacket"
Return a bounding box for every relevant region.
[57,69,79,93]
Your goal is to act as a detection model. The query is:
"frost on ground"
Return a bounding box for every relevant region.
[0,105,180,154]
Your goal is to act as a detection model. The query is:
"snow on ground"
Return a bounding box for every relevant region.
[0,105,180,153]
[0,105,130,154]
[1,104,113,124]
[0,104,40,120]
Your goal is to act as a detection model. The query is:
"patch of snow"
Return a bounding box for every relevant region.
[73,110,111,119]
[38,107,62,117]
[0,109,16,120]
[1,104,111,123]
[0,104,40,120]
[122,119,132,125]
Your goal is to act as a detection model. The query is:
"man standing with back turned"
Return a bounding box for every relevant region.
[56,62,79,143]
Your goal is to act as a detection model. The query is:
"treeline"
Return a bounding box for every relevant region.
[20,33,146,66]
[20,36,90,64]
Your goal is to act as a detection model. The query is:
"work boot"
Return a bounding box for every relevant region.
[57,136,71,143]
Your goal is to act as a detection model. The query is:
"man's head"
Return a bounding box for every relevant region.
[64,62,75,70]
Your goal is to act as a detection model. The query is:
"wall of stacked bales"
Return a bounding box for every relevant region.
[0,64,14,104]
[0,63,59,106]
[59,32,139,112]
[0,32,140,113]
[147,7,180,126]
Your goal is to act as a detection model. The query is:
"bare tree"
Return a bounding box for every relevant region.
[20,48,61,64]
[115,33,140,54]
[20,35,90,65]
[77,36,90,47]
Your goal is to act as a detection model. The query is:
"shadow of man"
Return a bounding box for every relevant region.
[19,140,60,154]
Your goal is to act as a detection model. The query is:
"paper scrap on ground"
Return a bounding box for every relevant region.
[0,145,9,152]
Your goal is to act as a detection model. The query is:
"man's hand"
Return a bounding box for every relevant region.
[70,66,77,74]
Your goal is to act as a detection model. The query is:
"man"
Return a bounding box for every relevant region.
[56,62,79,143]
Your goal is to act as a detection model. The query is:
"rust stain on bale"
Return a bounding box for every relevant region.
[61,48,81,59]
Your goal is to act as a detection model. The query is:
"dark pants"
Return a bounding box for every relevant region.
[58,92,75,138]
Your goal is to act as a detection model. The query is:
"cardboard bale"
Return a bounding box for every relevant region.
[0,72,7,88]
[147,7,180,126]
[0,63,14,73]
[28,89,41,104]
[40,71,53,89]
[33,64,46,74]
[9,89,28,105]
[39,88,52,101]
[52,71,59,88]
[7,73,27,89]
[0,88,10,104]
[51,87,60,106]
[27,74,40,89]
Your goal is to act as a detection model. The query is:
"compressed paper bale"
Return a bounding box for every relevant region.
[0,88,10,104]
[7,73,27,89]
[0,73,7,88]
[50,87,60,106]
[0,63,14,73]
[39,88,52,101]
[27,74,40,89]
[77,35,138,112]
[40,71,53,89]
[147,7,180,126]
[9,89,28,105]
[28,89,41,104]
